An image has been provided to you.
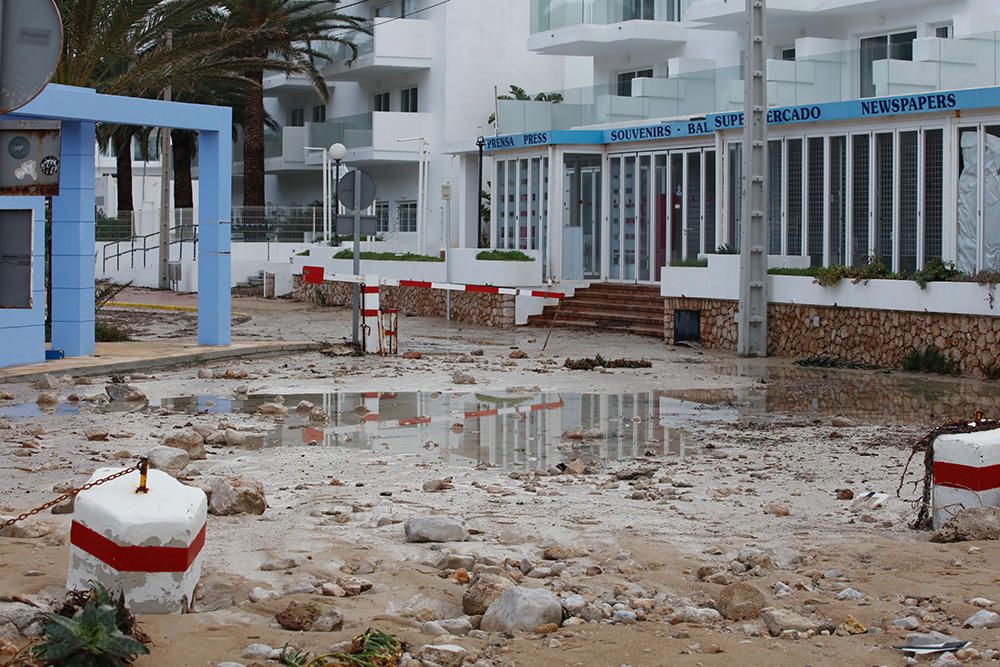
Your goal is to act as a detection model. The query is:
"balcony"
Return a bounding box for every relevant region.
[306,112,433,165]
[322,18,433,82]
[686,0,939,31]
[528,0,690,56]
[262,71,315,94]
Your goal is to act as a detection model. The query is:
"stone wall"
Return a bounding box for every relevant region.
[293,276,516,328]
[665,297,1000,377]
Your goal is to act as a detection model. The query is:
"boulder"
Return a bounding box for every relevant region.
[313,608,344,632]
[208,477,267,515]
[451,371,476,385]
[463,573,515,616]
[84,428,110,442]
[932,507,1000,543]
[762,608,822,636]
[399,594,463,622]
[275,602,320,631]
[0,602,46,633]
[404,516,470,543]
[717,583,765,621]
[964,610,1000,629]
[105,384,147,403]
[256,402,287,415]
[35,392,58,406]
[417,644,467,667]
[223,429,266,448]
[479,587,563,633]
[163,429,206,460]
[147,446,190,477]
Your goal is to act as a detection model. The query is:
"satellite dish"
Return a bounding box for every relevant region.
[0,0,63,114]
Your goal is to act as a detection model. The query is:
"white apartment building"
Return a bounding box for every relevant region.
[250,0,589,254]
[483,0,1000,286]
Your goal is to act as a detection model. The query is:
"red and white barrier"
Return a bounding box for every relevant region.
[68,468,207,614]
[301,266,566,300]
[932,429,1000,528]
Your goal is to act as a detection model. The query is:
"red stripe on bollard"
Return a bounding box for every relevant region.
[400,280,432,288]
[70,521,206,573]
[465,285,499,294]
[934,461,1000,492]
[363,286,380,294]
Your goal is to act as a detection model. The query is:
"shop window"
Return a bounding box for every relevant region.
[786,139,803,255]
[0,210,31,309]
[851,134,871,265]
[768,141,783,255]
[924,129,944,265]
[874,132,895,268]
[807,137,825,267]
[899,131,919,273]
[829,136,847,266]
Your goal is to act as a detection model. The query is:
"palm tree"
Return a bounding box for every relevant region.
[221,0,367,207]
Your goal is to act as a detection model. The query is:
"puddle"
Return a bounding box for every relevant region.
[159,391,709,471]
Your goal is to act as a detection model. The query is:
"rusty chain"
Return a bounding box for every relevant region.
[0,458,149,531]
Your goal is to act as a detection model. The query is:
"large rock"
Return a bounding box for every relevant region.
[275,601,320,631]
[404,516,470,543]
[208,476,267,516]
[417,644,467,667]
[105,384,147,403]
[964,610,1000,629]
[762,608,822,636]
[37,374,71,390]
[163,429,206,460]
[480,586,563,633]
[717,583,765,621]
[0,602,46,633]
[147,446,190,477]
[463,573,515,616]
[223,429,266,448]
[932,507,1000,543]
[35,392,58,406]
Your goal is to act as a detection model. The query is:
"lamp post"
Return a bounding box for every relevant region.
[329,142,346,243]
[476,136,486,248]
[304,145,330,242]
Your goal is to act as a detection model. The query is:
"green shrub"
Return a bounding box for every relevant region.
[902,347,959,375]
[476,250,534,262]
[95,321,131,342]
[332,250,442,262]
[669,258,708,268]
[768,267,821,277]
[912,258,964,290]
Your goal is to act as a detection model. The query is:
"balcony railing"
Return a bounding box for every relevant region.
[307,113,374,150]
[530,0,687,32]
[499,29,1000,134]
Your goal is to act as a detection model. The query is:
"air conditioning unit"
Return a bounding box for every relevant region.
[167,261,182,283]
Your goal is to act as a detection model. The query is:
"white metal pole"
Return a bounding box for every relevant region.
[417,140,426,255]
[322,149,329,243]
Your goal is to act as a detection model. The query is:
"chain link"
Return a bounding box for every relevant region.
[0,459,148,531]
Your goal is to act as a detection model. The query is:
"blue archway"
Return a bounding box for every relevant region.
[0,84,232,367]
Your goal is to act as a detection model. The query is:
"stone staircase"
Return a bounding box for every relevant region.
[527,283,665,338]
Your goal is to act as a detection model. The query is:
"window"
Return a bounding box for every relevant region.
[374,91,390,112]
[860,30,916,97]
[375,3,393,17]
[622,0,654,21]
[311,105,326,123]
[375,201,390,233]
[401,87,418,113]
[289,107,305,127]
[780,47,796,61]
[398,201,417,232]
[616,68,653,97]
[934,23,953,39]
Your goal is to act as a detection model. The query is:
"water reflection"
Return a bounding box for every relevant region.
[160,391,708,471]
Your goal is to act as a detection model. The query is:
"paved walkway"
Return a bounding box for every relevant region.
[0,341,321,384]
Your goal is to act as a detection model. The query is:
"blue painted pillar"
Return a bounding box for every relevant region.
[0,196,46,367]
[197,129,232,345]
[51,121,96,357]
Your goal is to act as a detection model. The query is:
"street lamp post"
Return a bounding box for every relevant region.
[330,142,346,243]
[476,136,486,248]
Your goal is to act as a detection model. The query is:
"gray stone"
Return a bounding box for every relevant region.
[436,554,476,571]
[37,374,71,390]
[217,663,245,667]
[672,606,722,626]
[248,587,279,603]
[84,428,110,442]
[452,371,476,385]
[963,609,1000,629]
[400,594,464,622]
[163,429,206,460]
[933,653,963,667]
[613,610,638,624]
[35,392,58,406]
[762,608,822,636]
[242,644,279,660]
[147,446,190,476]
[313,608,344,632]
[932,507,1000,543]
[0,602,45,631]
[836,587,865,601]
[892,616,921,630]
[105,383,146,403]
[437,618,473,636]
[480,586,563,633]
[417,644,467,667]
[208,476,267,515]
[260,558,298,571]
[198,369,215,379]
[463,573,515,616]
[422,621,447,636]
[717,583,765,621]
[404,516,470,543]
[223,429,265,448]
[562,594,587,615]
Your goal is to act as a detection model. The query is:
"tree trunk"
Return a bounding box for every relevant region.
[172,129,197,239]
[171,129,195,209]
[114,133,134,216]
[242,67,266,207]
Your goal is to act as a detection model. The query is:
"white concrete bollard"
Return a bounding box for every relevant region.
[362,274,381,354]
[932,429,1000,529]
[68,467,208,614]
